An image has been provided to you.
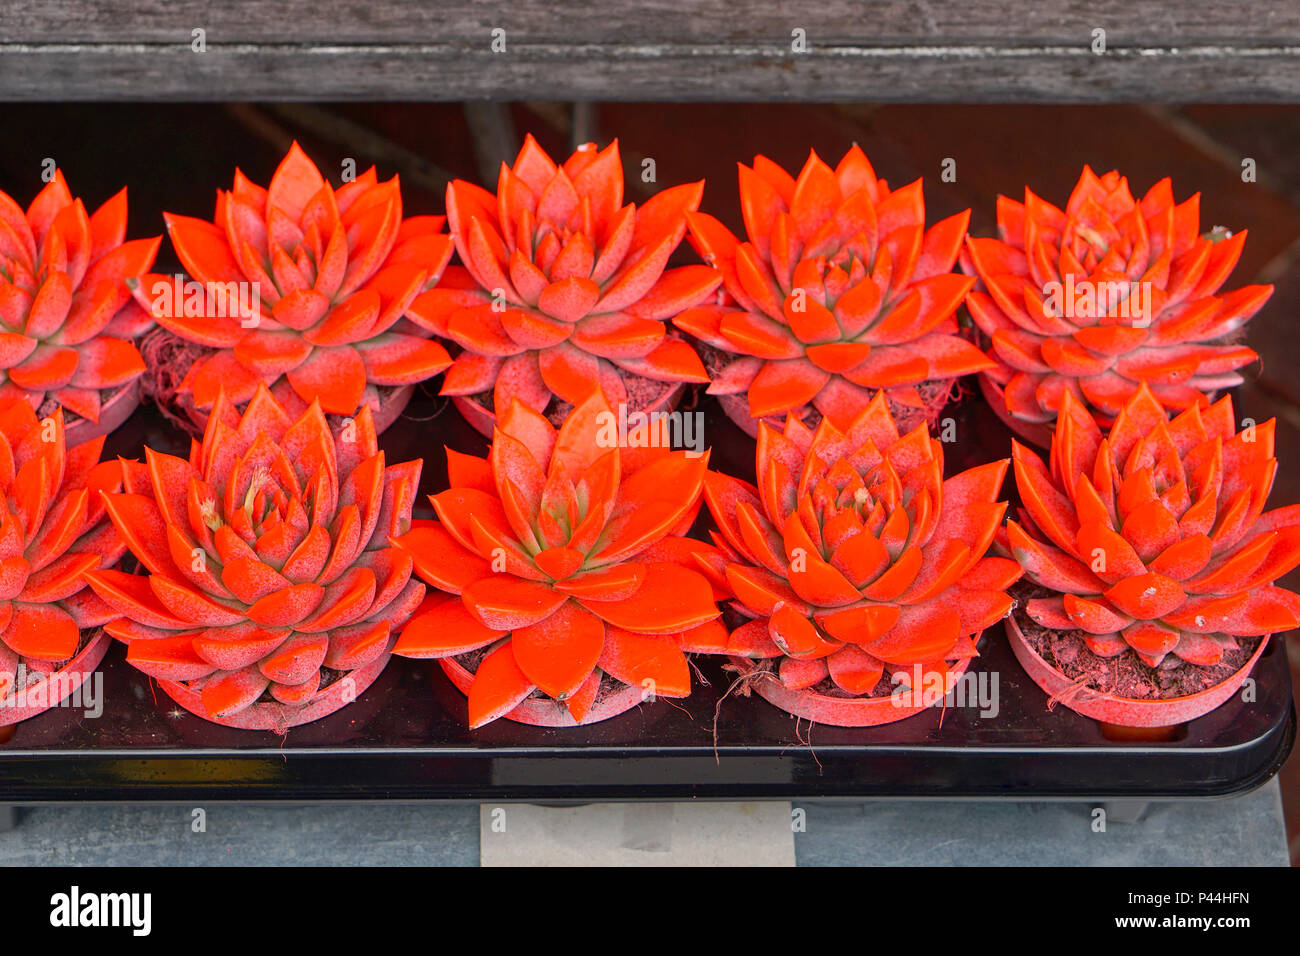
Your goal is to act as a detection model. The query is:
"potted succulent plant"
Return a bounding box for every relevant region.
[677,145,993,438]
[391,392,722,727]
[694,391,1020,727]
[84,385,425,732]
[0,400,127,725]
[1002,383,1300,727]
[132,141,455,435]
[0,172,160,444]
[964,166,1270,447]
[406,134,720,438]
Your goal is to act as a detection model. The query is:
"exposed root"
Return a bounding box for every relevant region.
[679,380,704,412]
[888,375,961,434]
[1046,675,1107,711]
[790,716,823,774]
[140,327,208,437]
[400,387,452,422]
[660,696,692,721]
[712,659,770,764]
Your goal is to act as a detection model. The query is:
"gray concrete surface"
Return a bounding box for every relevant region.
[0,779,1286,866]
[0,803,480,866]
[795,780,1290,866]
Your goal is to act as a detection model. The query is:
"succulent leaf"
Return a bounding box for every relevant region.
[702,391,1017,697]
[967,166,1270,430]
[1005,383,1300,666]
[392,389,720,725]
[137,143,454,419]
[685,146,990,433]
[85,385,423,721]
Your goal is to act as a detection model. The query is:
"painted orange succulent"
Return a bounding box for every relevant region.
[0,172,158,424]
[1007,383,1300,667]
[697,392,1020,699]
[406,135,718,426]
[84,386,425,730]
[391,392,721,727]
[0,400,126,678]
[679,146,992,434]
[133,142,454,418]
[965,166,1268,433]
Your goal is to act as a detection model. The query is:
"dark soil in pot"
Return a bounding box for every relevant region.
[1011,582,1260,701]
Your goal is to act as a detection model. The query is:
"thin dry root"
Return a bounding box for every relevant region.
[1047,675,1105,711]
[791,715,823,774]
[712,660,772,764]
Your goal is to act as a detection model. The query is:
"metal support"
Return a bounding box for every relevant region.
[462,103,518,184]
[571,102,597,149]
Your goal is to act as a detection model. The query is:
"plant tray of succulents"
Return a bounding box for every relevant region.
[0,143,1291,804]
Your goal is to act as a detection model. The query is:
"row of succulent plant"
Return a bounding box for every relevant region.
[5,138,1269,446]
[0,135,1293,733]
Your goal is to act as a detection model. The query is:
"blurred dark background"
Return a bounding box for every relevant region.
[5,101,1298,856]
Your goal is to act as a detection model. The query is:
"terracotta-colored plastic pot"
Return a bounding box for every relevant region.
[452,380,685,441]
[1006,614,1268,727]
[0,630,110,726]
[439,655,645,728]
[156,637,396,734]
[727,654,975,728]
[63,380,142,447]
[976,374,1054,449]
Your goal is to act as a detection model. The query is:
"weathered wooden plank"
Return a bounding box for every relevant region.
[2,2,1299,101]
[4,0,1300,45]
[0,44,1298,102]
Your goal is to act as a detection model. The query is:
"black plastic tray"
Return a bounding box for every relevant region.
[0,389,1291,803]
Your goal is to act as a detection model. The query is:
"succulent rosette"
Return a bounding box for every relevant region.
[133,141,454,426]
[1005,383,1300,673]
[964,166,1269,442]
[678,146,992,437]
[0,172,159,438]
[391,392,722,727]
[406,134,720,436]
[696,392,1020,726]
[84,386,425,731]
[0,400,127,724]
